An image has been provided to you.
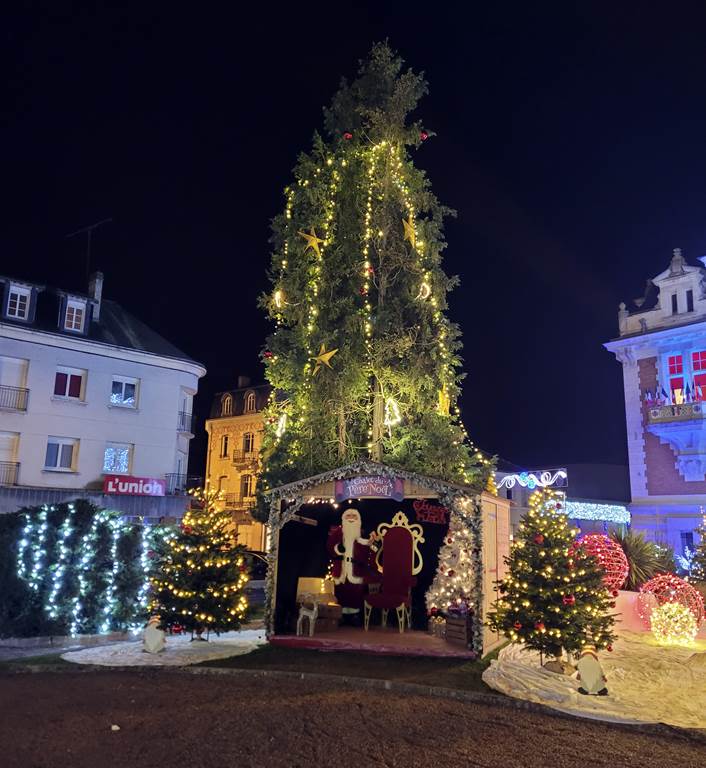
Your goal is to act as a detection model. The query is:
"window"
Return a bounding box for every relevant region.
[692,351,706,400]
[54,367,85,400]
[7,286,30,320]
[243,432,254,454]
[687,289,694,312]
[244,391,256,413]
[220,434,229,458]
[667,354,684,403]
[671,294,678,315]
[241,473,254,498]
[64,300,86,332]
[680,531,694,554]
[111,376,138,407]
[221,394,233,416]
[103,442,132,474]
[44,437,78,471]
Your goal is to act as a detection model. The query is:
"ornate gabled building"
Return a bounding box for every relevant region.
[205,377,271,551]
[605,248,706,553]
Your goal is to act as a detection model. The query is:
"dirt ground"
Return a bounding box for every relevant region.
[1,671,703,768]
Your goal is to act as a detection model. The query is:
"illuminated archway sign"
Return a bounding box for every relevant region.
[497,469,568,491]
[564,501,630,525]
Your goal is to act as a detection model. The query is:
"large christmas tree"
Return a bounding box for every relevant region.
[487,489,616,660]
[150,489,249,636]
[258,43,491,501]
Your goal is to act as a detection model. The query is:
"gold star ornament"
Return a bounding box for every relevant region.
[298,228,325,257]
[311,343,339,376]
[402,213,416,248]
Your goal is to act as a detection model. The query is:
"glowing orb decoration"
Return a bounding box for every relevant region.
[650,602,699,645]
[637,573,705,628]
[577,533,629,591]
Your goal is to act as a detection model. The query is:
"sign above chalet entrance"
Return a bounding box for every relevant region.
[334,475,404,502]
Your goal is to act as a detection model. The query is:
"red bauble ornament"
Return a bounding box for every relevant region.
[556,502,563,509]
[181,525,192,534]
[533,534,545,545]
[562,594,576,606]
[359,287,368,296]
[239,565,247,573]
[534,622,545,631]
[264,350,274,359]
[576,533,629,591]
[343,131,353,140]
[513,621,522,630]
[609,602,616,608]
[607,645,613,652]
[420,130,429,141]
[612,590,619,598]
[637,573,705,627]
[446,537,453,545]
[447,569,455,577]
[430,607,438,615]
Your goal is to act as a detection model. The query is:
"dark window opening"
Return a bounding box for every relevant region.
[671,294,678,314]
[687,290,694,312]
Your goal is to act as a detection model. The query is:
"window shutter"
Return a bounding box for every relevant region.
[68,374,82,398]
[54,372,67,396]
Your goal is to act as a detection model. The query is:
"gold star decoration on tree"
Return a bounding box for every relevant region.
[402,213,416,248]
[298,228,325,257]
[311,343,339,375]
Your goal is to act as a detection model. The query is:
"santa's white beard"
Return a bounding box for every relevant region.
[335,516,364,585]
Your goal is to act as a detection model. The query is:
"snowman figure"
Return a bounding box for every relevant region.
[142,616,166,654]
[576,644,608,696]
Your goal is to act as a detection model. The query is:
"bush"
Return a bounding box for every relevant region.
[610,529,674,591]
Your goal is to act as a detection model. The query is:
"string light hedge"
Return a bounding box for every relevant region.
[650,602,699,645]
[256,42,492,519]
[150,488,250,636]
[487,489,616,660]
[1,499,174,638]
[577,533,629,592]
[637,573,705,628]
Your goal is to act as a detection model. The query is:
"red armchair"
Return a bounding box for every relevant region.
[364,527,415,633]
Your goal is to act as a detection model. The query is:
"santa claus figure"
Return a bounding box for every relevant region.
[327,509,379,616]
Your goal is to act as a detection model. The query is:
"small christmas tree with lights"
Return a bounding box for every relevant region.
[426,513,477,617]
[487,489,616,661]
[150,488,249,637]
[692,509,706,583]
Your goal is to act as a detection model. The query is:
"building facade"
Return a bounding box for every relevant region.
[605,248,706,554]
[0,272,205,520]
[205,378,271,551]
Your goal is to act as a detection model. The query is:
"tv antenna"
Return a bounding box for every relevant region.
[66,217,113,279]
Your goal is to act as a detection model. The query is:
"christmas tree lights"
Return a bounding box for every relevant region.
[150,488,250,635]
[257,42,492,508]
[426,510,476,616]
[650,601,698,645]
[487,489,616,659]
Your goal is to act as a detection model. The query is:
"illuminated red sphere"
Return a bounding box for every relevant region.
[577,533,629,591]
[637,573,705,627]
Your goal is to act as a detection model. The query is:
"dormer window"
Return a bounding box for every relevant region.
[7,285,31,320]
[221,393,233,416]
[244,391,256,413]
[64,300,86,332]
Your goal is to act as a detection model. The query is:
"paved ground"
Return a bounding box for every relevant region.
[0,670,703,767]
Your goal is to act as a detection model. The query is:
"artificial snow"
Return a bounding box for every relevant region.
[482,630,706,729]
[61,629,266,667]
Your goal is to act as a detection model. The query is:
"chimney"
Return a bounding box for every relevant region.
[88,271,104,322]
[237,375,251,389]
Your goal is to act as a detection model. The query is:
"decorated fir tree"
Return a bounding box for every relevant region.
[257,42,491,504]
[487,489,616,660]
[693,511,706,583]
[426,513,477,616]
[150,488,249,636]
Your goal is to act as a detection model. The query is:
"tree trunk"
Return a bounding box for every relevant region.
[371,377,384,461]
[337,404,346,460]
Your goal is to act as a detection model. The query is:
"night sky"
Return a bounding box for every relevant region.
[5,4,706,474]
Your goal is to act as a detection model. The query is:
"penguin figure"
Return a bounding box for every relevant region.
[576,644,608,695]
[142,616,166,654]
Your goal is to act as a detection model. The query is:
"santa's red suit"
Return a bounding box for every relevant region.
[327,509,379,612]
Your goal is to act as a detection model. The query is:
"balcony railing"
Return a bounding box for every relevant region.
[0,461,19,486]
[177,411,195,433]
[232,449,258,466]
[647,402,706,424]
[165,473,202,495]
[221,493,256,510]
[0,385,29,411]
